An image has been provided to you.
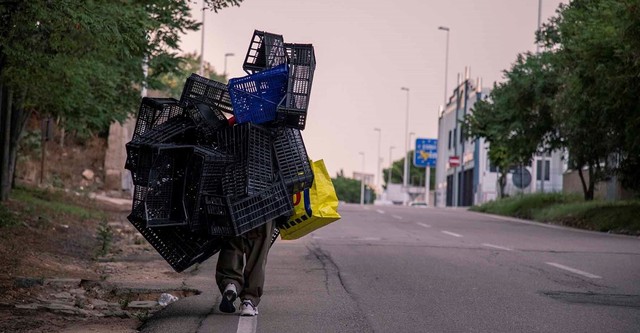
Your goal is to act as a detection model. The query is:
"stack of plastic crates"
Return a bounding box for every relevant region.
[242,30,288,74]
[272,128,313,195]
[276,43,317,130]
[217,123,275,197]
[203,176,292,237]
[228,63,289,125]
[123,30,320,271]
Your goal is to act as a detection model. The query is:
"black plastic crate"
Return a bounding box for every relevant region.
[180,74,234,114]
[217,123,275,197]
[204,178,293,237]
[273,128,314,195]
[144,145,192,227]
[183,146,234,232]
[284,43,316,111]
[186,103,229,145]
[132,97,186,141]
[127,189,222,273]
[228,63,289,125]
[125,117,197,186]
[242,30,288,74]
[275,107,307,130]
[270,43,316,130]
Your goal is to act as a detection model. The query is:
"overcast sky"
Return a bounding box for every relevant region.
[179,0,566,184]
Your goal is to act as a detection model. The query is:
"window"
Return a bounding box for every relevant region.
[448,130,452,150]
[536,160,550,181]
[453,128,457,148]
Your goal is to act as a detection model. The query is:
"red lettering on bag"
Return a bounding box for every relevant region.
[293,192,302,206]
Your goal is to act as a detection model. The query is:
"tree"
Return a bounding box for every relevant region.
[539,0,640,199]
[0,0,243,201]
[464,52,560,198]
[332,170,376,204]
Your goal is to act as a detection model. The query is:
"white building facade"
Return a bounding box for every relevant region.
[435,76,563,207]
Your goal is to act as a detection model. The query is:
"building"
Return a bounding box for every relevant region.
[434,71,563,207]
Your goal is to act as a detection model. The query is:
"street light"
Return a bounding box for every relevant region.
[359,151,365,205]
[401,87,410,205]
[409,132,415,186]
[224,52,235,78]
[199,2,206,76]
[387,146,394,199]
[374,128,381,191]
[438,26,450,105]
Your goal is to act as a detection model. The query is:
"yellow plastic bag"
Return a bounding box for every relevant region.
[278,159,341,240]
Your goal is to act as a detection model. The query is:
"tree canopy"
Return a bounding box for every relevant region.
[464,0,640,200]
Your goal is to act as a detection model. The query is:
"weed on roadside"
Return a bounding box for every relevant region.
[96,219,113,257]
[0,204,20,227]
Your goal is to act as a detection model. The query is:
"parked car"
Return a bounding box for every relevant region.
[409,201,428,207]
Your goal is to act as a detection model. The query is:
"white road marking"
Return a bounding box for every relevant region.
[416,222,431,228]
[236,316,257,333]
[441,230,463,238]
[356,237,382,241]
[545,262,602,279]
[482,243,513,251]
[376,209,385,214]
[392,215,403,220]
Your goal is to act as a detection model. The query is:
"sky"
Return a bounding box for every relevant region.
[179,0,566,186]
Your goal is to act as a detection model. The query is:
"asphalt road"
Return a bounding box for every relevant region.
[142,204,640,333]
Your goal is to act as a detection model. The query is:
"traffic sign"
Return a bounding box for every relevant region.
[449,156,460,167]
[414,138,437,168]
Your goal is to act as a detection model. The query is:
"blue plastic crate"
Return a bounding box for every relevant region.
[228,63,289,124]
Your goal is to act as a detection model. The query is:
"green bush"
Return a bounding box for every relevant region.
[0,204,20,227]
[471,193,640,235]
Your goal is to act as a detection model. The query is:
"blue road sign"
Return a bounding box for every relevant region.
[414,138,437,168]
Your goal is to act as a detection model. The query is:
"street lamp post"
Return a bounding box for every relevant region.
[401,87,410,205]
[387,146,394,200]
[374,128,382,191]
[199,2,206,76]
[438,26,450,105]
[409,131,415,189]
[359,152,365,205]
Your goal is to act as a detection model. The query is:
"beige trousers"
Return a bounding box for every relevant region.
[215,220,275,306]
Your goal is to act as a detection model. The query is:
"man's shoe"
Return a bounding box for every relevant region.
[219,283,237,313]
[239,299,258,316]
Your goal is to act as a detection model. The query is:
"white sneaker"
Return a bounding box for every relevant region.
[239,299,258,316]
[219,283,237,313]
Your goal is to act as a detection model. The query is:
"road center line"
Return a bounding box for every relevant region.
[236,316,257,333]
[545,262,602,279]
[376,209,385,214]
[392,215,403,220]
[417,222,431,228]
[441,230,463,238]
[482,243,513,251]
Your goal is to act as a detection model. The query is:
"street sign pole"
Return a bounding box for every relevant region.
[425,166,430,206]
